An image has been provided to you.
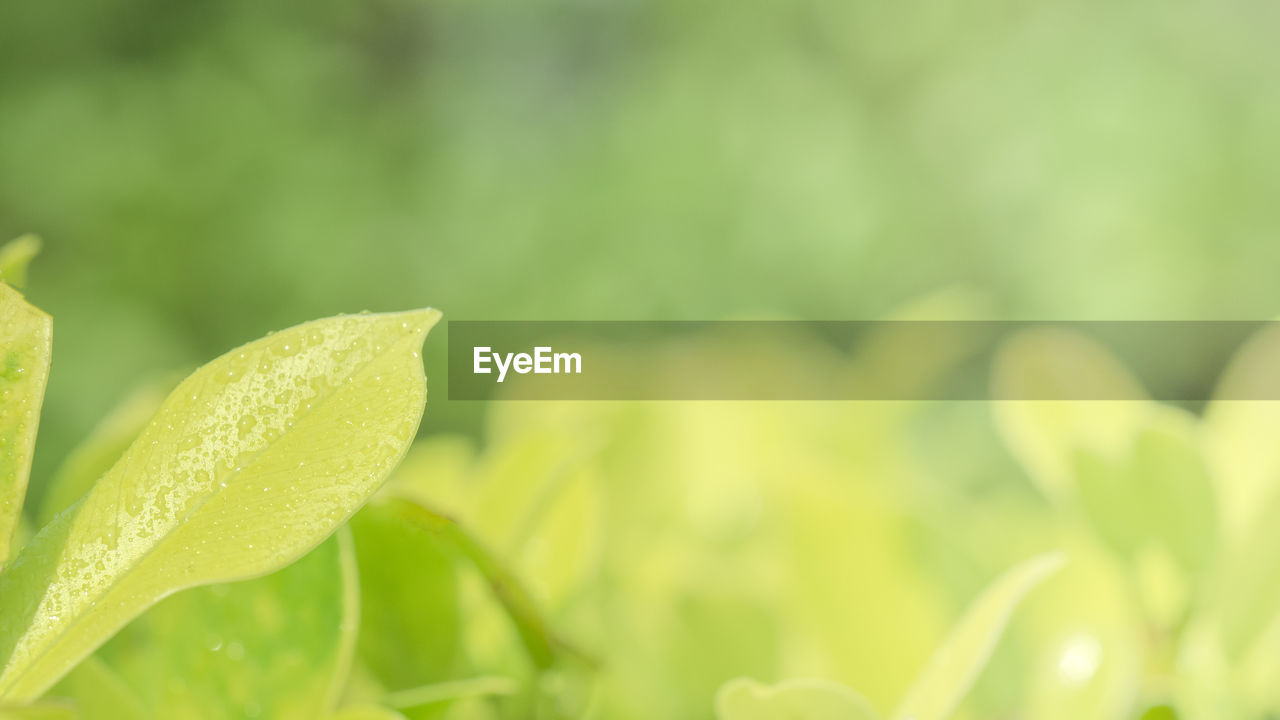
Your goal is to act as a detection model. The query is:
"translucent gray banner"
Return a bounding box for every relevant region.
[446,321,1280,401]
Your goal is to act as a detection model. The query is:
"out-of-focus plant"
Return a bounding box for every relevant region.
[6,236,1280,720]
[716,552,1062,720]
[985,326,1280,719]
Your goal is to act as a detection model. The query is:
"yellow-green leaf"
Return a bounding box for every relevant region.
[0,237,41,290]
[0,283,52,562]
[99,531,358,720]
[891,553,1064,720]
[715,678,879,720]
[0,308,439,700]
[348,502,461,695]
[386,499,583,671]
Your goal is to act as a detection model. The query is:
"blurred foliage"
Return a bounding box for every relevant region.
[4,0,1280,503]
[4,0,1280,716]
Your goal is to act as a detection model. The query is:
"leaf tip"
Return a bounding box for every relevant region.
[0,235,42,290]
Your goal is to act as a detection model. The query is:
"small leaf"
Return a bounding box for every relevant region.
[0,283,52,562]
[891,553,1064,720]
[0,308,439,700]
[385,499,587,671]
[348,502,462,694]
[0,237,41,290]
[715,677,880,720]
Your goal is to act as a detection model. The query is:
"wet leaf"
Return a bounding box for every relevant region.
[0,309,439,700]
[0,282,52,562]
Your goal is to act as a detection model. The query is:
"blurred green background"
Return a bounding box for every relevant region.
[4,1,1280,718]
[5,0,1280,487]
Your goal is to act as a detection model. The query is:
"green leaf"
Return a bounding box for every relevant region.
[0,237,41,291]
[385,499,585,672]
[0,308,440,700]
[715,678,879,720]
[348,502,462,695]
[98,531,358,720]
[0,283,52,562]
[891,553,1064,720]
[383,427,602,612]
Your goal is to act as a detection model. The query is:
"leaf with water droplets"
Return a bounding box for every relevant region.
[891,553,1064,720]
[715,678,880,720]
[0,282,52,563]
[0,308,440,700]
